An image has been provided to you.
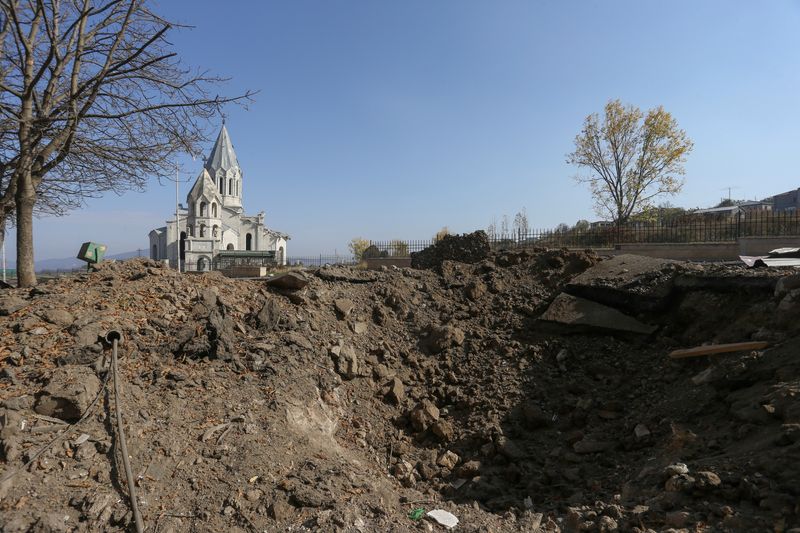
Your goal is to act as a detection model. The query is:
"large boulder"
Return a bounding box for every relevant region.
[538,293,657,335]
[565,254,681,313]
[411,231,490,270]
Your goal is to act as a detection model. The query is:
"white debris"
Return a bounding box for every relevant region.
[426,509,459,529]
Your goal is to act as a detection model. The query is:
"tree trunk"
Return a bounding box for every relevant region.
[15,171,37,287]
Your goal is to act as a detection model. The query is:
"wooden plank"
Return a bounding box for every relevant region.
[668,341,769,359]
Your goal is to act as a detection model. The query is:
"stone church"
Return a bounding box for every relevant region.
[148,125,288,271]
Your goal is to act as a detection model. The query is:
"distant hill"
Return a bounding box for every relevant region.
[4,250,144,272]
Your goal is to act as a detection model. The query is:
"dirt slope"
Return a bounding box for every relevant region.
[1,250,799,532]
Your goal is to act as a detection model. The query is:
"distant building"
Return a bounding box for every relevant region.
[772,188,800,213]
[148,124,289,271]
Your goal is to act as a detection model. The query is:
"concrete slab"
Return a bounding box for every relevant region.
[565,254,680,313]
[538,293,657,335]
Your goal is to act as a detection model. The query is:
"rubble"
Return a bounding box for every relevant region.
[0,252,799,531]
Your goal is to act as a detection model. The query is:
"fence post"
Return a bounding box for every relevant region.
[736,210,741,239]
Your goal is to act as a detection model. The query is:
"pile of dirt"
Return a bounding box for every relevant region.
[1,252,799,532]
[410,231,491,270]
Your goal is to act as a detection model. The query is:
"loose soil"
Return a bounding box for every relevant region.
[1,246,799,532]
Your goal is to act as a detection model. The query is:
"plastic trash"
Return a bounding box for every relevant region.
[426,509,459,529]
[408,508,425,521]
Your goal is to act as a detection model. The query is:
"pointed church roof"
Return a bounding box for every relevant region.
[205,124,239,172]
[187,168,220,201]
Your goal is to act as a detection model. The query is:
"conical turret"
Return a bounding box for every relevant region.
[205,124,242,209]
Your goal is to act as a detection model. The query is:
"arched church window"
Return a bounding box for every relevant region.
[229,179,233,196]
[246,233,252,250]
[219,177,224,195]
[200,224,206,237]
[212,203,217,217]
[200,201,207,217]
[188,225,193,237]
[236,181,239,196]
[212,225,219,237]
[226,243,234,250]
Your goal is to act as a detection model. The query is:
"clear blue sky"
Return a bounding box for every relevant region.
[5,0,800,261]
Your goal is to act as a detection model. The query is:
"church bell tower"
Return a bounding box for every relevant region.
[205,123,243,211]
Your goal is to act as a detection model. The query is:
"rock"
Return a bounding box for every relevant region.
[665,474,696,492]
[664,463,689,477]
[432,419,455,441]
[0,296,27,316]
[334,298,354,318]
[286,332,313,351]
[410,231,491,270]
[694,470,722,489]
[496,436,526,460]
[775,273,800,299]
[265,272,308,291]
[464,280,486,301]
[410,400,440,431]
[455,460,481,478]
[634,424,651,439]
[522,403,550,429]
[256,298,282,331]
[385,377,405,405]
[351,321,368,334]
[539,293,657,335]
[269,497,295,521]
[565,254,679,313]
[665,511,691,528]
[332,345,359,379]
[246,489,263,502]
[71,323,104,348]
[422,325,465,354]
[597,515,618,531]
[436,450,460,470]
[40,308,75,327]
[572,439,615,454]
[35,366,102,422]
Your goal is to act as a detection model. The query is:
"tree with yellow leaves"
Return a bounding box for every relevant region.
[567,100,693,224]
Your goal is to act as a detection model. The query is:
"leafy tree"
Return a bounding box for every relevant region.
[574,219,590,232]
[567,99,693,225]
[348,237,370,261]
[715,198,740,208]
[389,239,409,257]
[434,227,449,242]
[0,0,252,286]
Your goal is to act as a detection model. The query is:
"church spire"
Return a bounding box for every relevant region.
[204,123,243,210]
[205,124,239,172]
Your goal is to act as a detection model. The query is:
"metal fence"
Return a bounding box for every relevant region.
[286,255,357,267]
[368,211,800,257]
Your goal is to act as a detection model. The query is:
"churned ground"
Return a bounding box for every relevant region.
[1,246,799,532]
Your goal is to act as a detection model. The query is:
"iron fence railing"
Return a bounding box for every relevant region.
[286,255,357,267]
[368,211,800,257]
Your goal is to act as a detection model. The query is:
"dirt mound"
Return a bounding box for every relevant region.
[411,231,491,270]
[1,253,799,531]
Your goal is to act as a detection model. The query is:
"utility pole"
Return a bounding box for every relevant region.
[2,236,5,283]
[175,163,181,273]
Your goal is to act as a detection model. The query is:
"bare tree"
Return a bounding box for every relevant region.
[500,215,509,236]
[513,208,529,235]
[486,215,496,237]
[0,0,253,286]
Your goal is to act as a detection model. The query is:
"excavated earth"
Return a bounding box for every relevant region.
[1,248,800,532]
